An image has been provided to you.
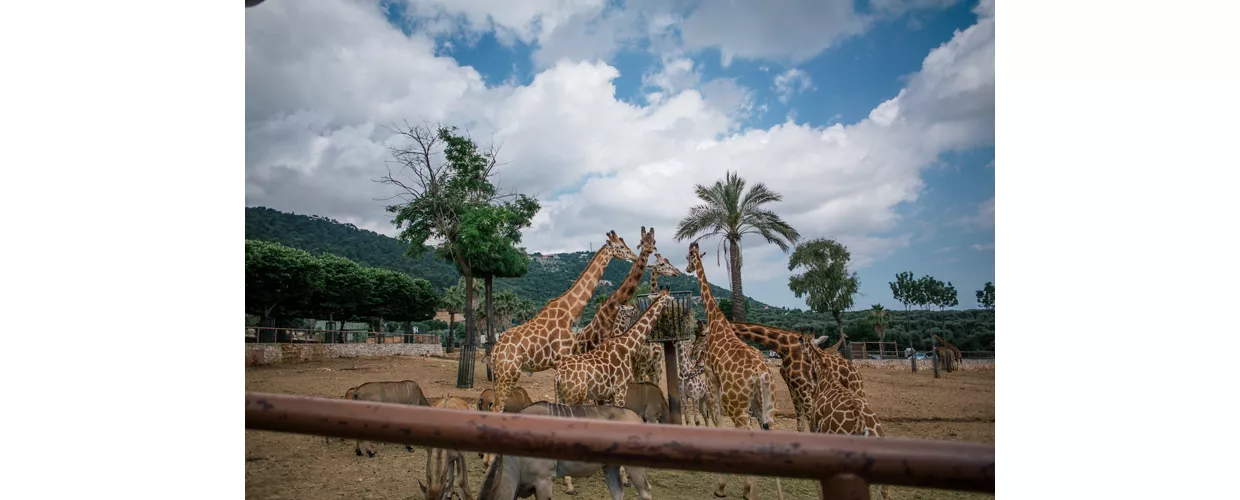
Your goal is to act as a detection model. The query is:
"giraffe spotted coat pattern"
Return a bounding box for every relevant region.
[684,242,781,500]
[482,230,639,468]
[573,227,658,355]
[554,289,674,407]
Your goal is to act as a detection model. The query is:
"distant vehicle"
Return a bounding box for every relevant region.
[767,351,781,359]
[907,351,930,360]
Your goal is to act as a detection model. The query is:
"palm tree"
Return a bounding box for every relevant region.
[675,170,801,322]
[870,304,889,359]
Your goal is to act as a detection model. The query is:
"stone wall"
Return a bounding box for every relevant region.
[847,358,995,371]
[245,342,444,367]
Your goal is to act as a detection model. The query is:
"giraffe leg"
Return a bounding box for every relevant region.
[483,364,517,469]
[789,388,807,433]
[564,475,577,495]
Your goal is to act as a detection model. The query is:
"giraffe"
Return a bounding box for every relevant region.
[628,254,686,385]
[573,227,658,355]
[555,289,674,407]
[684,242,783,500]
[727,322,821,432]
[483,230,639,468]
[934,334,963,372]
[678,319,720,428]
[553,289,674,496]
[648,252,682,290]
[804,335,891,500]
[810,334,867,399]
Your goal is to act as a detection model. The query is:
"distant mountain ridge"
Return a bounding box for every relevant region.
[245,206,774,310]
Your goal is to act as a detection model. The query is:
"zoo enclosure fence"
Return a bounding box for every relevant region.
[245,391,995,497]
[244,326,439,345]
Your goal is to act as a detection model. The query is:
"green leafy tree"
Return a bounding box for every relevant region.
[379,123,539,387]
[453,203,537,348]
[674,170,801,322]
[976,281,995,309]
[787,238,860,338]
[245,240,322,333]
[716,298,751,322]
[311,253,373,342]
[941,281,960,310]
[889,271,915,310]
[361,267,437,327]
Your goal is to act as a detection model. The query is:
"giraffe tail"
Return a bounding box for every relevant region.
[755,371,775,431]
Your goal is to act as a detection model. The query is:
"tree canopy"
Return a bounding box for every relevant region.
[889,272,960,310]
[674,170,800,322]
[244,240,437,325]
[976,281,995,309]
[787,238,861,336]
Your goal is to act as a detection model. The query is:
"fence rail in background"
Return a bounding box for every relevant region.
[246,391,995,496]
[244,326,438,345]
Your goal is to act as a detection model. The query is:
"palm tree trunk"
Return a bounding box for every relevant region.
[728,237,746,322]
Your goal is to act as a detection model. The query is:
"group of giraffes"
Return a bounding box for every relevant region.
[480,227,891,500]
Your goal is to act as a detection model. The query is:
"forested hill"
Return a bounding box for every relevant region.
[245,206,771,310]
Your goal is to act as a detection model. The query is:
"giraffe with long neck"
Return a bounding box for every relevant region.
[810,333,866,398]
[573,227,657,355]
[684,242,782,500]
[934,334,963,372]
[483,231,639,468]
[553,289,673,496]
[648,253,681,290]
[555,289,674,407]
[728,322,822,432]
[803,335,891,500]
[627,255,683,385]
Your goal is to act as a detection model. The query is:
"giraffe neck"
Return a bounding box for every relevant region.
[729,322,798,355]
[588,245,654,331]
[650,274,658,290]
[602,297,670,356]
[544,245,615,322]
[691,263,732,349]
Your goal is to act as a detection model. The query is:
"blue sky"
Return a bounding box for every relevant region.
[245,0,995,312]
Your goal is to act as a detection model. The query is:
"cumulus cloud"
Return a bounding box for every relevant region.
[773,68,813,103]
[246,0,994,301]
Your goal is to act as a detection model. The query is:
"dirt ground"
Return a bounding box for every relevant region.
[245,354,994,500]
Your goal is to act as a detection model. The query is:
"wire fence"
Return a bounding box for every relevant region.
[244,326,439,345]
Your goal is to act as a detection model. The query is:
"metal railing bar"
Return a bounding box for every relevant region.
[245,391,994,493]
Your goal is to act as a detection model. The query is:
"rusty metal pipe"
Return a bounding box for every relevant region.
[246,391,994,493]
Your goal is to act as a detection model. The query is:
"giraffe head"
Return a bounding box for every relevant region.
[684,241,704,274]
[651,253,682,279]
[604,230,641,262]
[637,226,658,257]
[614,304,640,335]
[693,319,707,338]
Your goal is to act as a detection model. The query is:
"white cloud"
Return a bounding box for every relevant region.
[773,68,813,103]
[390,0,962,70]
[958,197,995,229]
[971,242,995,252]
[246,0,994,304]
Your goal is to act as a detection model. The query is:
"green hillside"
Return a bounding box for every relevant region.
[245,206,769,309]
[245,207,994,351]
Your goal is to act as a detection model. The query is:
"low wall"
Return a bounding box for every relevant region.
[245,343,444,367]
[846,358,995,371]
